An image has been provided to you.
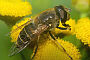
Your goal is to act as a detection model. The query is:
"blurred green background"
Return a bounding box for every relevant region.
[0,0,89,60]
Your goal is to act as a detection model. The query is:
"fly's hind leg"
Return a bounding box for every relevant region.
[31,36,40,60]
[49,31,73,60]
[31,44,38,60]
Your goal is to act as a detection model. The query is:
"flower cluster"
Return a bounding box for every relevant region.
[75,17,90,47]
[0,1,32,17]
[1,0,90,60]
[33,38,81,60]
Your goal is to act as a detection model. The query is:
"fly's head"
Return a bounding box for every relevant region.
[54,5,71,23]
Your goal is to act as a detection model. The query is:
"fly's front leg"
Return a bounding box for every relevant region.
[62,23,71,30]
[56,26,71,30]
[57,21,71,30]
[62,23,71,27]
[49,31,73,60]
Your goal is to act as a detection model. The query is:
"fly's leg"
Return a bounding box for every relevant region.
[31,36,39,60]
[31,44,38,60]
[62,23,71,27]
[57,27,67,30]
[56,26,71,30]
[49,31,73,60]
[56,21,71,30]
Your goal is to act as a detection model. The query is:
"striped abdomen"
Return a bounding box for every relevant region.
[16,23,37,48]
[16,23,48,49]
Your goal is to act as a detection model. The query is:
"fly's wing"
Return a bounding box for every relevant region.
[9,18,34,56]
[8,41,30,56]
[10,18,32,34]
[8,18,32,56]
[5,18,31,36]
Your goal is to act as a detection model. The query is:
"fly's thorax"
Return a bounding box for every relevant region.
[34,8,60,29]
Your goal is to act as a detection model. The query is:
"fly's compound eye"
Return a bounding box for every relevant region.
[55,5,65,19]
[65,8,71,12]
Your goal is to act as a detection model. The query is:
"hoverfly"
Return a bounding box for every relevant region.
[9,5,72,60]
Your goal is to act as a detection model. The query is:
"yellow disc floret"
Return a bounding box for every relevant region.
[75,17,90,47]
[0,1,32,17]
[33,38,81,60]
[10,17,31,42]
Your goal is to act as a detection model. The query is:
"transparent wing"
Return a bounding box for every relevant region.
[8,42,30,56]
[10,18,32,34]
[9,18,33,56]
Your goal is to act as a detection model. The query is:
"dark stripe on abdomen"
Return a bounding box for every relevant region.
[16,23,37,47]
[24,23,37,38]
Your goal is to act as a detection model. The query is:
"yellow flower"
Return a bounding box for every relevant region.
[10,17,31,42]
[0,0,22,2]
[33,38,81,60]
[53,19,76,35]
[75,17,90,47]
[0,1,32,17]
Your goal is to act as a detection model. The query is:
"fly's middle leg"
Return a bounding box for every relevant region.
[49,31,73,60]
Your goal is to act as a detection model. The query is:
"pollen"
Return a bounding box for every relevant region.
[75,17,90,47]
[0,1,32,17]
[54,19,76,35]
[33,38,81,60]
[10,17,31,42]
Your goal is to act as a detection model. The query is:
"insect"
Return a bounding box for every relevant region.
[9,5,72,60]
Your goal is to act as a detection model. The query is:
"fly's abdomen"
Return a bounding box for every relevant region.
[16,23,37,48]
